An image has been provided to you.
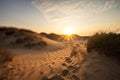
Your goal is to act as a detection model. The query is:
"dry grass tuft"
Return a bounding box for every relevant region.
[87,32,120,58]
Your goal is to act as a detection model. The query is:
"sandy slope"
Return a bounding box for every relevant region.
[2,47,72,80]
[0,28,64,51]
[1,42,120,80]
[79,52,120,80]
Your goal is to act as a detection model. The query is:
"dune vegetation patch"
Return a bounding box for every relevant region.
[14,35,47,48]
[0,27,48,49]
[87,32,120,59]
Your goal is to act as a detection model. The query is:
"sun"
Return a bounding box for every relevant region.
[64,27,74,35]
[63,27,75,41]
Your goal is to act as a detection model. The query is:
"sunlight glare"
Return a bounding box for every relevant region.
[64,27,74,35]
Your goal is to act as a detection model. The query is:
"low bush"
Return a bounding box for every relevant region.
[87,32,120,58]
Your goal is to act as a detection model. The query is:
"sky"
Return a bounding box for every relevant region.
[0,0,120,36]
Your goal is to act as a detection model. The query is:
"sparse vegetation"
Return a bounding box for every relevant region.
[15,36,47,48]
[0,27,48,49]
[0,49,13,63]
[46,33,63,41]
[37,41,47,46]
[24,41,47,48]
[15,36,35,44]
[5,30,16,36]
[19,29,36,34]
[0,27,17,36]
[87,32,120,58]
[0,27,17,31]
[40,32,48,37]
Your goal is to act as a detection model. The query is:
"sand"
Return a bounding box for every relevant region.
[0,42,120,80]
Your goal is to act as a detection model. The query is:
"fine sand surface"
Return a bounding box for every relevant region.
[0,42,120,80]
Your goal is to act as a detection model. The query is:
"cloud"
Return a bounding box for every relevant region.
[32,0,120,22]
[104,0,120,9]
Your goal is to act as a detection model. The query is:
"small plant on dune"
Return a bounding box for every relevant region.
[0,49,13,63]
[87,32,120,58]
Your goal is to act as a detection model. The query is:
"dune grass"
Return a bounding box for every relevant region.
[87,32,120,58]
[0,49,13,63]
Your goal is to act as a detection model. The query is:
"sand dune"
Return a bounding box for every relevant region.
[0,27,64,51]
[0,27,120,80]
[1,42,120,80]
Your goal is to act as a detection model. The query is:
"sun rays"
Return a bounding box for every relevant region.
[63,27,76,41]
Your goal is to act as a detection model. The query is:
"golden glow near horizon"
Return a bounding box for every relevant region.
[63,27,75,41]
[64,27,74,35]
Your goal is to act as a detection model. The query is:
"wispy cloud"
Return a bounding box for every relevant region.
[32,0,120,22]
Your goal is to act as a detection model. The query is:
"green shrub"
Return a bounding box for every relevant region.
[87,32,120,58]
[0,49,13,63]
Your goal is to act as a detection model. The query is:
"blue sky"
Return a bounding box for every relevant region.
[0,0,120,35]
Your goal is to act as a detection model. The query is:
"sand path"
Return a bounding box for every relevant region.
[1,44,120,80]
[2,45,84,80]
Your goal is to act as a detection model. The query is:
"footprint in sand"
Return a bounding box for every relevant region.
[64,57,72,63]
[40,71,44,75]
[61,63,80,73]
[70,49,78,58]
[61,63,67,67]
[70,75,80,80]
[61,69,69,77]
[67,65,76,71]
[52,62,55,65]
[72,66,81,73]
